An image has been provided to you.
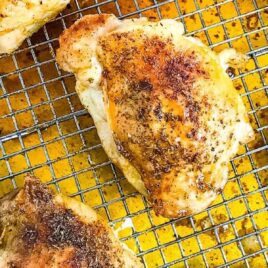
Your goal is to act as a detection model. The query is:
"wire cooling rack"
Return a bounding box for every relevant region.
[0,0,267,267]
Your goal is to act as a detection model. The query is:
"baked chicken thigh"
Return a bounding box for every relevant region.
[0,174,142,267]
[57,14,254,218]
[0,0,70,54]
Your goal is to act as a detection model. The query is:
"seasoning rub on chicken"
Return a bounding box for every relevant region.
[0,0,70,54]
[56,14,254,218]
[0,174,142,268]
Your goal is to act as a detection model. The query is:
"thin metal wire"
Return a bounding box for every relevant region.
[0,0,267,267]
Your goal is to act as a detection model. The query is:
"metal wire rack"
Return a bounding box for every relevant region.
[0,0,267,267]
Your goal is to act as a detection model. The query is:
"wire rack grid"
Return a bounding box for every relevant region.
[0,0,268,267]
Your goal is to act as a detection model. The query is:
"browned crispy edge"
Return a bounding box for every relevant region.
[56,13,115,72]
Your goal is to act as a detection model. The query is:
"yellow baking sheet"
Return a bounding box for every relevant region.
[0,0,267,267]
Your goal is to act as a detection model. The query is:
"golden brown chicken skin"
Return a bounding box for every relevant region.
[57,14,254,218]
[0,174,142,268]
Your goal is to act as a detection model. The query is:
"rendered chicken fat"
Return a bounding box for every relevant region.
[56,14,254,218]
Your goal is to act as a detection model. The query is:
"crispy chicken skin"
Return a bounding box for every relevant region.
[0,174,142,268]
[56,14,254,218]
[0,0,70,54]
